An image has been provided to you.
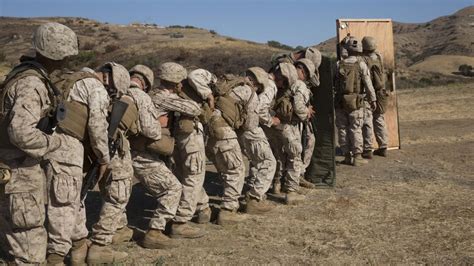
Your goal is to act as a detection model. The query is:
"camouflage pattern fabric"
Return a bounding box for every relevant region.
[363,101,374,151]
[173,123,209,222]
[336,108,364,155]
[300,122,316,176]
[373,109,389,149]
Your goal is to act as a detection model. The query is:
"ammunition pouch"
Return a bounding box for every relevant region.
[56,101,88,141]
[0,162,11,185]
[216,95,243,130]
[274,96,293,122]
[118,96,139,136]
[342,93,364,112]
[198,103,213,125]
[208,116,229,140]
[130,128,175,156]
[376,89,389,114]
[176,116,195,135]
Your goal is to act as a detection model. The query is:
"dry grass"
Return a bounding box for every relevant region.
[409,55,474,76]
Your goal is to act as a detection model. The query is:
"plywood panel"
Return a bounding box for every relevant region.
[336,19,401,149]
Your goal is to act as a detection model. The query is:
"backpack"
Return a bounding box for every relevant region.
[214,75,254,130]
[274,89,294,122]
[50,70,100,141]
[336,60,362,95]
[365,54,385,91]
[0,60,57,149]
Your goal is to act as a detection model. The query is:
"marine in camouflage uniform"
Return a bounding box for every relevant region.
[171,69,214,235]
[272,62,311,204]
[86,62,132,264]
[335,37,377,166]
[242,67,276,213]
[125,64,184,249]
[361,36,389,158]
[271,47,322,188]
[148,62,206,241]
[0,22,74,265]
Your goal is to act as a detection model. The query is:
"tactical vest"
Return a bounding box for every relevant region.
[337,60,362,95]
[50,70,100,141]
[365,54,385,91]
[118,95,139,136]
[214,76,254,130]
[336,59,365,112]
[0,61,54,149]
[129,127,175,156]
[274,88,294,123]
[177,80,208,131]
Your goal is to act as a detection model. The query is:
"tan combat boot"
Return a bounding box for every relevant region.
[284,191,306,205]
[373,148,387,157]
[140,229,177,249]
[362,150,373,159]
[245,197,274,215]
[112,226,133,244]
[299,177,316,189]
[46,253,64,266]
[195,207,211,224]
[86,243,128,265]
[70,239,89,266]
[353,153,369,166]
[170,222,206,239]
[217,209,247,226]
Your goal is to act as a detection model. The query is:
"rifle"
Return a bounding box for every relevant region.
[301,120,309,162]
[80,100,129,201]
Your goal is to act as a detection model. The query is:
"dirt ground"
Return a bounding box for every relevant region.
[88,82,470,265]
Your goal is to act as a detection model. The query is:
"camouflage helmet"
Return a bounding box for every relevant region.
[362,36,377,52]
[278,62,298,87]
[32,22,78,60]
[157,62,187,83]
[295,58,316,79]
[188,68,217,98]
[303,47,322,68]
[129,64,154,89]
[99,62,130,95]
[343,36,362,53]
[246,67,269,89]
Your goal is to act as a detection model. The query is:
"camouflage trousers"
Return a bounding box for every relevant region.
[173,127,209,223]
[0,157,47,264]
[300,122,316,177]
[263,127,284,186]
[363,103,389,150]
[363,104,375,151]
[46,162,88,257]
[373,110,389,149]
[91,140,134,246]
[208,137,245,211]
[278,123,303,192]
[132,151,182,230]
[336,108,364,155]
[239,127,276,200]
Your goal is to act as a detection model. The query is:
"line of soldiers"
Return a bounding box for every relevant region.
[0,22,388,265]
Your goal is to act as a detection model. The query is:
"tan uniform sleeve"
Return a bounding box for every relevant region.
[291,80,310,122]
[359,60,376,102]
[70,78,110,164]
[128,87,161,141]
[7,76,59,158]
[258,80,277,127]
[151,90,201,117]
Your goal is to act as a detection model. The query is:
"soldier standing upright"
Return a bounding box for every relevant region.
[335,36,377,166]
[0,22,75,265]
[361,36,389,158]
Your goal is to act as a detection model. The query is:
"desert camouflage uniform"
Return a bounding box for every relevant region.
[129,83,183,231]
[234,84,276,200]
[151,89,203,218]
[362,101,374,151]
[0,74,61,264]
[300,122,316,176]
[46,77,110,256]
[173,72,210,223]
[363,52,389,149]
[90,97,134,246]
[335,56,376,155]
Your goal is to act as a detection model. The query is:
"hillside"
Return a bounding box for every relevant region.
[0,17,285,80]
[317,6,474,70]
